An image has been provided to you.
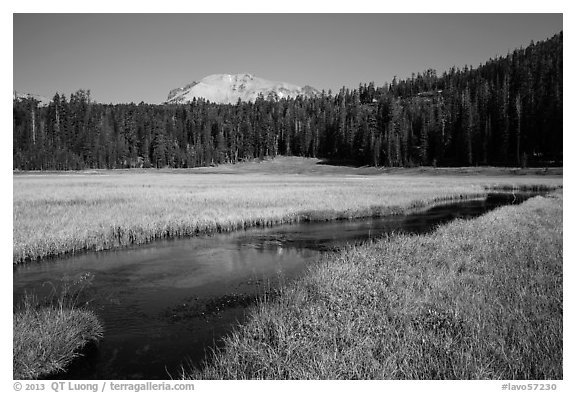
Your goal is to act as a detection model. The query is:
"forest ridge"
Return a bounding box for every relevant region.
[13,32,562,170]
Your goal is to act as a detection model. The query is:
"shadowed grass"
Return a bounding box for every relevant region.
[13,274,103,379]
[187,191,562,379]
[13,158,562,264]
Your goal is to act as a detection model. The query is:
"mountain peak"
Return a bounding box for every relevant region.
[166,74,319,104]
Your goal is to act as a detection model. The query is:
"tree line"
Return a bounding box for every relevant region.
[13,32,562,170]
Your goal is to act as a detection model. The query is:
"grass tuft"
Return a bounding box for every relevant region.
[13,274,103,379]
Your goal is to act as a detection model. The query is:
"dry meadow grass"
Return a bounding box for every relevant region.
[13,157,562,264]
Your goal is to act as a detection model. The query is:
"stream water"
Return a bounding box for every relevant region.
[13,192,541,379]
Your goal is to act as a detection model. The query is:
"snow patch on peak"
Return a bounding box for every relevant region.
[166,73,319,105]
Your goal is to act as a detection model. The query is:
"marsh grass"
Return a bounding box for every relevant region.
[187,192,563,379]
[13,273,103,379]
[13,158,562,264]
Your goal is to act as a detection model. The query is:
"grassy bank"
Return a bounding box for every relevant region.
[13,275,103,379]
[13,158,562,264]
[188,191,562,379]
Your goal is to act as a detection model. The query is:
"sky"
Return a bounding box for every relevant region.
[13,13,562,104]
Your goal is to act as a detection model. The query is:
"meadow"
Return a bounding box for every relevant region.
[13,157,562,379]
[188,191,563,379]
[13,157,562,264]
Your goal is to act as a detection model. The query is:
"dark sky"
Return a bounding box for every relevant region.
[13,14,562,104]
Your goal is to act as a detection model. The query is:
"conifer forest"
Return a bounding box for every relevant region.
[13,33,562,170]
